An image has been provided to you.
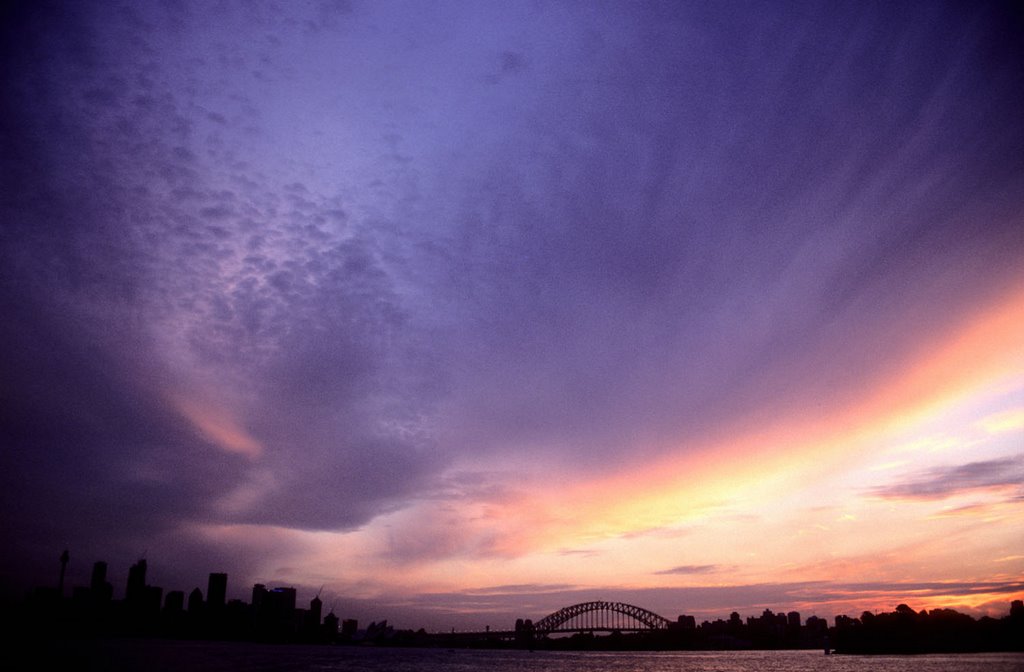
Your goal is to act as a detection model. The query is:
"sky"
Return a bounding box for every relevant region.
[1,0,1022,631]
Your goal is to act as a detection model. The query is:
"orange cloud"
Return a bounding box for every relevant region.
[477,285,1024,557]
[173,395,263,459]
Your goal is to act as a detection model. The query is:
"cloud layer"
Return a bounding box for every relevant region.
[2,0,1022,624]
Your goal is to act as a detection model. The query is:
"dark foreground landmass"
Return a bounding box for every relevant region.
[13,591,1023,654]
[8,553,1023,654]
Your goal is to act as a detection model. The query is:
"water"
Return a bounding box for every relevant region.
[36,641,1024,672]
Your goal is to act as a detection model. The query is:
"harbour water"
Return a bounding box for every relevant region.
[37,640,1024,672]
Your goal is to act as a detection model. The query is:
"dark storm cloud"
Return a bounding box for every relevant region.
[868,456,1024,501]
[0,248,254,589]
[0,0,444,590]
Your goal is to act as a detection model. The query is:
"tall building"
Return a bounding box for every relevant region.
[144,585,163,615]
[58,549,69,596]
[126,559,147,604]
[90,561,107,591]
[323,611,339,637]
[252,584,266,607]
[266,587,297,633]
[306,595,323,631]
[268,587,296,613]
[188,587,204,614]
[310,595,322,624]
[90,561,113,602]
[165,590,185,613]
[207,572,227,610]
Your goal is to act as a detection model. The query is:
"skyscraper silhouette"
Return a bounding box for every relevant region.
[188,587,203,614]
[90,560,113,602]
[90,561,106,591]
[126,559,147,605]
[58,549,69,596]
[208,572,227,610]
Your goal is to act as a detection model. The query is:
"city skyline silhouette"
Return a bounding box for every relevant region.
[11,548,1024,653]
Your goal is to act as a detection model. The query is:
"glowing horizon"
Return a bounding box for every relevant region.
[181,285,1024,625]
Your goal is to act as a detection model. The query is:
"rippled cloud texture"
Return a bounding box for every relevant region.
[2,0,1022,628]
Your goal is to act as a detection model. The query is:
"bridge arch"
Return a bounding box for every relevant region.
[532,601,672,634]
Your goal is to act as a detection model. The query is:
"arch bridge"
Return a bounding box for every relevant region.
[532,601,672,634]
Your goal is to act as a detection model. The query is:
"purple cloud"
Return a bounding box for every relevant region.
[2,0,1023,608]
[654,565,725,576]
[868,456,1024,501]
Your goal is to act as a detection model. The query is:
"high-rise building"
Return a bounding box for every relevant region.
[188,587,204,614]
[126,559,147,604]
[144,585,163,615]
[90,561,113,602]
[268,586,296,613]
[307,595,323,631]
[252,583,267,611]
[165,590,185,613]
[58,549,69,596]
[323,611,339,637]
[265,587,297,633]
[207,572,227,610]
[90,561,107,591]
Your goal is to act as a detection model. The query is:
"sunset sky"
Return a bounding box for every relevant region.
[1,1,1022,631]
